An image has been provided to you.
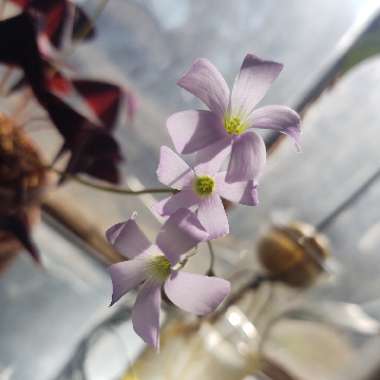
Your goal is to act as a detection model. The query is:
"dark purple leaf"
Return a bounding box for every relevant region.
[43,93,123,183]
[72,79,122,129]
[11,0,95,47]
[0,213,39,262]
[0,13,46,95]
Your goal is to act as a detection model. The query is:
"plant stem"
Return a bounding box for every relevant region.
[0,67,13,95]
[206,240,215,276]
[48,166,175,195]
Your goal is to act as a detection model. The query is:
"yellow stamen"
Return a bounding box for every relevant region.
[194,175,215,196]
[224,116,246,135]
[147,255,171,282]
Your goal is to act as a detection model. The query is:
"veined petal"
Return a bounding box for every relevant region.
[156,209,209,265]
[132,281,162,349]
[167,110,226,154]
[108,259,147,306]
[226,131,266,183]
[194,136,232,176]
[105,213,151,259]
[157,146,194,190]
[248,105,301,150]
[230,54,283,119]
[154,190,199,216]
[216,172,258,206]
[164,271,230,315]
[177,58,230,117]
[197,193,229,239]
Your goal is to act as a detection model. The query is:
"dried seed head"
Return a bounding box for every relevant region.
[0,113,47,213]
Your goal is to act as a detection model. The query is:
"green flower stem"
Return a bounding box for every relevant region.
[48,167,176,195]
[206,240,215,276]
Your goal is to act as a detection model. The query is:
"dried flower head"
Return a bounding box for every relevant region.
[0,113,47,212]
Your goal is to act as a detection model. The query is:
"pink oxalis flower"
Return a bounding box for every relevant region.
[167,54,301,183]
[155,145,258,239]
[107,209,230,348]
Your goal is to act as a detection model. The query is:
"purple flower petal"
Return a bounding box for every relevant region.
[230,54,283,119]
[177,58,230,118]
[248,105,301,150]
[156,209,209,265]
[108,259,147,306]
[197,193,229,239]
[193,136,232,176]
[106,213,151,259]
[164,271,230,315]
[132,281,162,349]
[226,131,266,183]
[156,146,195,190]
[154,190,199,216]
[167,110,226,154]
[216,173,258,206]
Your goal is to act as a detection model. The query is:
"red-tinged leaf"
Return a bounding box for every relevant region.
[39,0,67,47]
[43,93,123,183]
[72,79,123,129]
[10,0,30,8]
[42,92,92,142]
[8,60,72,96]
[46,67,72,95]
[0,13,46,98]
[62,128,122,184]
[0,213,40,262]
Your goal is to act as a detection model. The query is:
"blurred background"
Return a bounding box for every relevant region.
[1,0,380,379]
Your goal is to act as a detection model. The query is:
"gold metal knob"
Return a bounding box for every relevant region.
[257,221,331,288]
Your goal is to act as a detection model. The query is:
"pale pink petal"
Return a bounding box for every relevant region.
[156,146,195,189]
[197,193,229,239]
[230,54,283,119]
[226,131,266,183]
[167,110,226,154]
[156,209,209,265]
[154,190,199,216]
[193,136,232,176]
[247,105,301,150]
[105,213,151,259]
[216,172,258,206]
[132,281,162,349]
[177,58,230,117]
[164,271,230,315]
[108,259,147,306]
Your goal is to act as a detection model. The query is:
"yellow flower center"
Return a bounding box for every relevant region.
[224,116,246,135]
[147,255,171,282]
[194,175,215,196]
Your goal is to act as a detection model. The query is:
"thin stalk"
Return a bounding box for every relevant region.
[316,166,380,232]
[48,166,175,195]
[0,67,13,94]
[206,240,215,276]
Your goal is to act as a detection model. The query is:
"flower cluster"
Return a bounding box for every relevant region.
[107,54,301,348]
